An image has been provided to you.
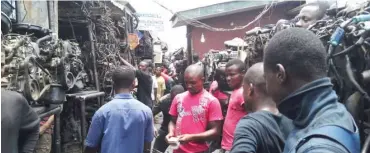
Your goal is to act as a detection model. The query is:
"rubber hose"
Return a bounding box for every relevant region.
[36,35,52,46]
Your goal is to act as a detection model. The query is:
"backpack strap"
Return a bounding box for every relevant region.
[296,125,360,153]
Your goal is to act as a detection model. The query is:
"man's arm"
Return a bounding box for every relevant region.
[39,115,54,135]
[166,96,179,141]
[144,111,154,153]
[118,54,135,69]
[168,116,177,137]
[180,120,221,142]
[152,95,170,116]
[84,111,104,153]
[230,118,259,153]
[19,95,40,153]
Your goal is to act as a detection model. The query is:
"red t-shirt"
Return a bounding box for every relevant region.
[161,72,171,83]
[169,90,224,153]
[209,81,228,101]
[221,87,247,150]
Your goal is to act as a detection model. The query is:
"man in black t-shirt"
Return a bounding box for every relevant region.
[119,55,153,108]
[152,85,185,152]
[1,89,40,153]
[231,63,293,153]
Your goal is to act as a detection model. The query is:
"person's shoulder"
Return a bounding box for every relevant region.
[241,111,271,124]
[236,114,263,133]
[133,99,152,112]
[137,70,151,78]
[240,111,276,126]
[159,94,170,102]
[175,91,188,99]
[2,89,23,99]
[95,100,118,114]
[297,137,349,153]
[250,110,273,117]
[1,89,28,105]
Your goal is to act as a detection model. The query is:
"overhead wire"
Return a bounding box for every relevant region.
[152,0,277,32]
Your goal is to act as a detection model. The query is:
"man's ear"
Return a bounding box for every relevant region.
[248,83,254,96]
[130,81,136,89]
[276,64,286,84]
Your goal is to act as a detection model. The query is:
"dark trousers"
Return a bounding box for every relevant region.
[153,129,169,153]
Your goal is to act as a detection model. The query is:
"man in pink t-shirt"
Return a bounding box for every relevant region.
[209,66,230,114]
[209,81,229,114]
[221,59,248,152]
[167,64,223,153]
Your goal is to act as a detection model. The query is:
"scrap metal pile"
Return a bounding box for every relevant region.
[77,1,135,99]
[243,3,370,150]
[243,20,295,68]
[167,47,187,86]
[1,1,138,152]
[1,29,88,105]
[1,25,91,153]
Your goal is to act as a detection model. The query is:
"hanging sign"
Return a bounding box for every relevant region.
[128,33,139,50]
[136,13,164,32]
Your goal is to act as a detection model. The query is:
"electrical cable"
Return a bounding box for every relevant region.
[152,0,276,32]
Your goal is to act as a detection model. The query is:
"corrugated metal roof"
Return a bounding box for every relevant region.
[170,0,304,28]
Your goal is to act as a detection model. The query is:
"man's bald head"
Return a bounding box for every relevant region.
[184,64,205,94]
[244,62,267,94]
[184,64,204,78]
[243,62,275,112]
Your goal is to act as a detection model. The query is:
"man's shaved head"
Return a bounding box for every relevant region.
[184,64,204,94]
[184,64,204,78]
[244,62,266,94]
[243,62,275,112]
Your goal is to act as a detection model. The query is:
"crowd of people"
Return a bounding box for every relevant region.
[0,1,362,153]
[83,28,359,153]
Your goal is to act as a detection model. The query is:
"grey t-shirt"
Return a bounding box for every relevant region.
[231,111,293,153]
[1,89,40,153]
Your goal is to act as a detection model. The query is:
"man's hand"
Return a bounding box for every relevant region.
[39,127,46,135]
[165,132,175,143]
[178,134,194,144]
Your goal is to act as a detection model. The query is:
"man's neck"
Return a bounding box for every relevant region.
[253,97,279,115]
[287,78,319,98]
[189,89,204,96]
[115,89,131,95]
[233,85,242,90]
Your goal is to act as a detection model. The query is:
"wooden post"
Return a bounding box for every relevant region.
[186,25,193,65]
